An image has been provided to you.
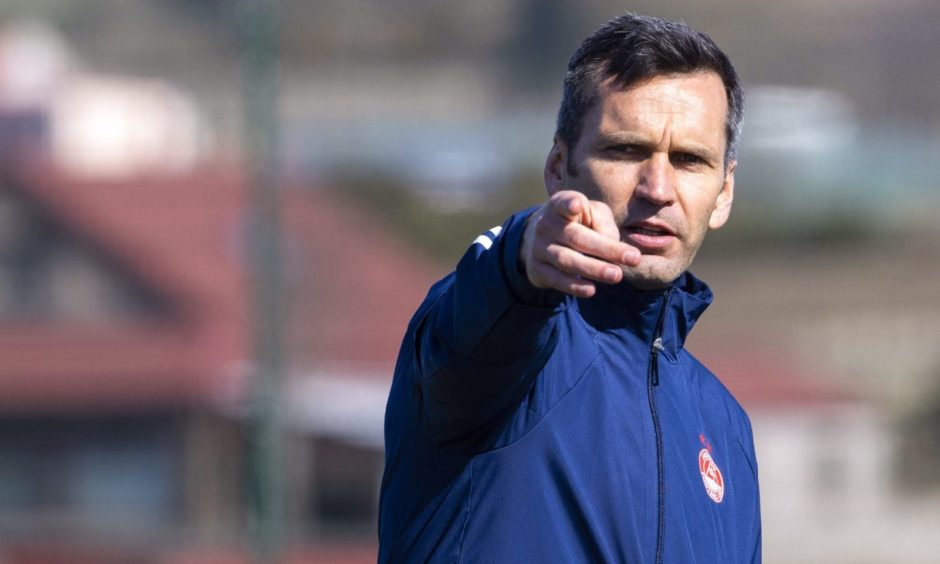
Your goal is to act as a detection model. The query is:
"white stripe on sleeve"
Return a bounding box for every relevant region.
[471,225,503,251]
[472,235,494,250]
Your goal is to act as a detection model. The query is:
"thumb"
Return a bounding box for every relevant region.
[553,191,591,225]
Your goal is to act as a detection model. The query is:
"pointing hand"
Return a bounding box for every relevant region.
[520,191,641,298]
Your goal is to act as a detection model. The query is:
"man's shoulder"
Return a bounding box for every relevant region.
[682,351,755,437]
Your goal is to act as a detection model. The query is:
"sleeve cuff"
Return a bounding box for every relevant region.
[499,207,567,309]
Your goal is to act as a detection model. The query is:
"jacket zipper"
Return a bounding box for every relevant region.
[647,287,672,564]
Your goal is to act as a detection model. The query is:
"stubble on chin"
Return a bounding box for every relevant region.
[618,255,689,291]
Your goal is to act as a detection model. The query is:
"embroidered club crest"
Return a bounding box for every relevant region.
[698,448,724,503]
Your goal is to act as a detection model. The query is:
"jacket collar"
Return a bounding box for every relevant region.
[577,271,713,358]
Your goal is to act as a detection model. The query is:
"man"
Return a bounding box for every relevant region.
[379,13,760,563]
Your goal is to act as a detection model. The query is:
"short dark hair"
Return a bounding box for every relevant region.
[556,13,744,170]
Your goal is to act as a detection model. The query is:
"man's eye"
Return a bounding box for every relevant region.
[672,153,706,166]
[606,144,647,158]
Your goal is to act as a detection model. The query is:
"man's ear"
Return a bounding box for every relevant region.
[544,136,569,196]
[708,160,736,230]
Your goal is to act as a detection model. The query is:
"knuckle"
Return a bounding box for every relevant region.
[528,262,551,288]
[545,245,570,268]
[553,249,576,273]
[539,267,565,291]
[563,224,585,248]
[528,246,547,266]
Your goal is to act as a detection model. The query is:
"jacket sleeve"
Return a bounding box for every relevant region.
[412,207,566,446]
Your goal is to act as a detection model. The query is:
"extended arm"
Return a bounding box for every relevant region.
[408,192,638,446]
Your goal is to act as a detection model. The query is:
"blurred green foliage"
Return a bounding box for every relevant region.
[327,168,545,263]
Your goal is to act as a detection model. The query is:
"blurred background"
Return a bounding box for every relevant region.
[0,0,937,562]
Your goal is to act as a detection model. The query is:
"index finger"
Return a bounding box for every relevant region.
[561,221,640,267]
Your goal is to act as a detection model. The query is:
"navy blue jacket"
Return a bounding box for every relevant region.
[379,209,761,563]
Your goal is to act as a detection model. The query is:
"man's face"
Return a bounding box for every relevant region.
[545,71,736,290]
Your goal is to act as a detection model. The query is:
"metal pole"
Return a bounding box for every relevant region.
[236,0,285,561]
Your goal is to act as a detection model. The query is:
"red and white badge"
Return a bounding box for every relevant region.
[698,448,724,503]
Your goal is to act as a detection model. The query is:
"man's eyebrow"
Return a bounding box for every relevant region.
[593,132,650,146]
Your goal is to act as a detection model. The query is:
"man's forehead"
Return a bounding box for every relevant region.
[598,71,726,111]
[590,72,729,143]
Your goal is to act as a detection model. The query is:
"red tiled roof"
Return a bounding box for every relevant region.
[0,163,444,412]
[283,187,446,366]
[0,323,227,412]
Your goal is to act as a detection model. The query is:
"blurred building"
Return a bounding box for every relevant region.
[0,20,211,180]
[0,160,443,562]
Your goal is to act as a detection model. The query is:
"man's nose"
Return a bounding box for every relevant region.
[635,153,676,205]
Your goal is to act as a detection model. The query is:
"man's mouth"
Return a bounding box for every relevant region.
[624,223,676,250]
[633,227,669,236]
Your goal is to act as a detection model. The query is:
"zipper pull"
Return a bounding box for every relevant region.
[650,337,665,386]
